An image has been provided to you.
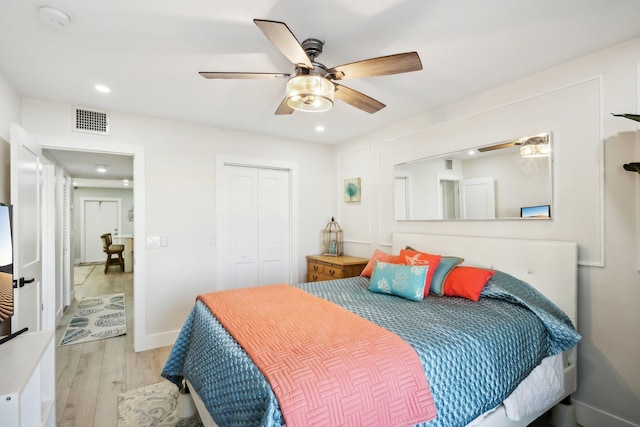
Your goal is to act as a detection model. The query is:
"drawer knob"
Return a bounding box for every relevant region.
[313,265,319,271]
[312,275,318,280]
[329,269,335,275]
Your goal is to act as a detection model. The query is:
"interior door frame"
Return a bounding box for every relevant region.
[215,155,299,289]
[436,173,463,220]
[80,197,122,263]
[33,134,147,351]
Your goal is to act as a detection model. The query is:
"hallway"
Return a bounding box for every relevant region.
[55,265,171,426]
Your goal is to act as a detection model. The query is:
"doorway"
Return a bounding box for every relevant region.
[37,136,146,351]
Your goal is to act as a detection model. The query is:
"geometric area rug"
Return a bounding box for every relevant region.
[59,293,126,346]
[117,381,204,427]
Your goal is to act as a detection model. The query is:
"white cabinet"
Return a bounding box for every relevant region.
[0,330,55,427]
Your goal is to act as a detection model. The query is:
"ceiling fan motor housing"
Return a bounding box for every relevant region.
[301,38,324,61]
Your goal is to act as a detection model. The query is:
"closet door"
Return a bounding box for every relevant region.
[219,165,290,290]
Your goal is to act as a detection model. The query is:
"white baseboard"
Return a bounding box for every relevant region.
[135,330,179,352]
[574,399,639,427]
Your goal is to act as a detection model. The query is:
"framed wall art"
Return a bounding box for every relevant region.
[344,177,361,202]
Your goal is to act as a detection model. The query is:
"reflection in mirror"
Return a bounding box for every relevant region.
[394,133,552,220]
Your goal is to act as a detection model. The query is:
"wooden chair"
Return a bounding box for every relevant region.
[101,233,124,273]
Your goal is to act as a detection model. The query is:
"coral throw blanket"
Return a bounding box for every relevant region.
[198,284,437,427]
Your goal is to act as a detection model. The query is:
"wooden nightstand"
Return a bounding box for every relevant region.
[306,255,369,282]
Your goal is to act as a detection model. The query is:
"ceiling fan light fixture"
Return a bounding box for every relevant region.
[286,75,334,112]
[519,134,550,158]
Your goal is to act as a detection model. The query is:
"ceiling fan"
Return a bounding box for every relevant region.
[199,19,423,115]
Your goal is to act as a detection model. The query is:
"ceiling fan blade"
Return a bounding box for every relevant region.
[328,52,422,80]
[199,72,289,79]
[275,97,294,115]
[334,84,385,114]
[254,19,313,69]
[477,141,518,152]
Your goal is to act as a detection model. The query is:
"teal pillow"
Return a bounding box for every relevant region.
[430,256,464,296]
[369,261,428,301]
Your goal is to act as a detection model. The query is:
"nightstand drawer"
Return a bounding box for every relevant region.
[307,261,349,278]
[306,255,368,283]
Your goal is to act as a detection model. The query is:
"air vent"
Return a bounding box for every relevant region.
[445,159,453,170]
[72,107,110,135]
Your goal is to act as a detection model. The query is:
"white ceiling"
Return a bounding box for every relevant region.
[42,149,133,182]
[3,0,640,178]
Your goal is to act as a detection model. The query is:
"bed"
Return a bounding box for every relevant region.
[162,233,580,427]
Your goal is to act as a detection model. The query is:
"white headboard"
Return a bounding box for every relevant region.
[391,233,578,327]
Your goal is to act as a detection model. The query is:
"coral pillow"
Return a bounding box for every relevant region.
[443,266,495,302]
[369,261,428,301]
[360,249,401,278]
[399,249,442,297]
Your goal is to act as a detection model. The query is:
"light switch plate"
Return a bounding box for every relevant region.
[146,236,160,249]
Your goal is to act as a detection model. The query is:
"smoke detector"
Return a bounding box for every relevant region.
[38,6,72,27]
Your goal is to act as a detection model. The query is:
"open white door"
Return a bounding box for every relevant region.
[459,176,496,220]
[10,124,43,333]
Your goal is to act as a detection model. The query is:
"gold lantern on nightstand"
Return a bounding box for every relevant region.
[323,217,343,256]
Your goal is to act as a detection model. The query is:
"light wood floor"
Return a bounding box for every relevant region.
[55,264,172,427]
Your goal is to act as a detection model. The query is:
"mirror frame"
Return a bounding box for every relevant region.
[394,133,553,221]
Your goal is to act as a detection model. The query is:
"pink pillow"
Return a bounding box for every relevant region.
[360,249,401,278]
[443,266,495,302]
[398,249,442,297]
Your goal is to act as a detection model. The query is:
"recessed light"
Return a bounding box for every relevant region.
[315,125,325,132]
[95,84,111,93]
[96,165,107,173]
[123,179,129,186]
[468,150,476,156]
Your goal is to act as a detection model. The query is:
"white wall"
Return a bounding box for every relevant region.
[19,98,334,349]
[335,38,640,427]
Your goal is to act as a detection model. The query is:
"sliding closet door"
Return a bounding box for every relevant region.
[219,165,291,290]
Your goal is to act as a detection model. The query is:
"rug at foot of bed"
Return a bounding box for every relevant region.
[117,381,204,427]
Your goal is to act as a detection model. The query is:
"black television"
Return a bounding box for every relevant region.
[0,203,13,337]
[520,204,551,219]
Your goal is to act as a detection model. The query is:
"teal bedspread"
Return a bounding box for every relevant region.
[162,271,580,427]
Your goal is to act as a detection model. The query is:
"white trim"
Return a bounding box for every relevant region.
[41,162,56,331]
[32,134,147,352]
[343,239,371,245]
[79,197,121,263]
[215,155,299,288]
[574,399,637,427]
[338,145,371,245]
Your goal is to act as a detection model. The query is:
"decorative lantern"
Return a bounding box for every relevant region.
[322,217,343,256]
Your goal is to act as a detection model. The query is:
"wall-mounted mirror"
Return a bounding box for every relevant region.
[394,133,552,220]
